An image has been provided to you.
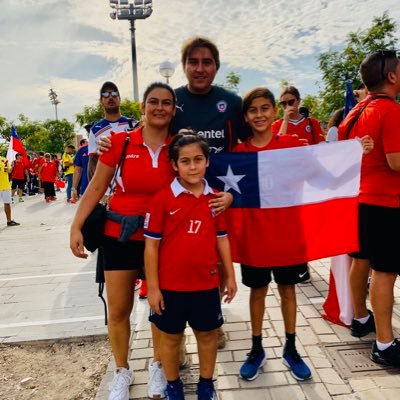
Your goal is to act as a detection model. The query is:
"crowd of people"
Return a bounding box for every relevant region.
[70,38,400,400]
[2,35,398,400]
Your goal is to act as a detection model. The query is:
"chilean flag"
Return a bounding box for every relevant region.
[207,140,362,267]
[6,126,29,167]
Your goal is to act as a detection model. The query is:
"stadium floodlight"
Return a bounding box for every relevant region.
[109,0,153,101]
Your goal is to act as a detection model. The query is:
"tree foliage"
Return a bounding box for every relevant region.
[0,114,75,154]
[318,11,397,121]
[217,71,241,92]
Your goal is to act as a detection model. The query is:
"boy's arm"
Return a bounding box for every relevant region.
[216,236,237,303]
[144,238,164,315]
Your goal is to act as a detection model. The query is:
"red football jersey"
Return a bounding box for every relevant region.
[11,160,25,180]
[272,117,325,144]
[144,178,227,291]
[100,127,176,240]
[234,134,304,152]
[338,95,400,208]
[40,162,57,182]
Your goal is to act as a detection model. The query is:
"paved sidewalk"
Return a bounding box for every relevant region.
[1,195,399,399]
[97,266,400,399]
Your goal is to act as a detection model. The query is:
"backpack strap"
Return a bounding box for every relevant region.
[345,95,393,139]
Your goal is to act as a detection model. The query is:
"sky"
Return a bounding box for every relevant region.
[0,0,399,130]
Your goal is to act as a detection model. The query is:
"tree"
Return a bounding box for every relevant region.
[217,71,241,92]
[42,119,75,153]
[318,11,397,121]
[75,98,142,126]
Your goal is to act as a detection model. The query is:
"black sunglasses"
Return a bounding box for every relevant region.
[101,91,119,98]
[378,50,397,81]
[279,99,296,107]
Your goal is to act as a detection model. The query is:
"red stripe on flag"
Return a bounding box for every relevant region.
[226,196,359,267]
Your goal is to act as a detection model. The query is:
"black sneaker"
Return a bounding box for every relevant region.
[7,220,20,227]
[350,310,376,337]
[371,339,400,368]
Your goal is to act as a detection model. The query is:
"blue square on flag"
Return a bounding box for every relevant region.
[207,153,260,208]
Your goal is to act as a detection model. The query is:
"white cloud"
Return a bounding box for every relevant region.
[0,0,399,123]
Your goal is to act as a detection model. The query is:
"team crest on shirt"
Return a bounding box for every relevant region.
[306,124,312,133]
[216,100,227,113]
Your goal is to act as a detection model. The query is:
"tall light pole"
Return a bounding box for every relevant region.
[159,61,175,84]
[48,88,60,120]
[109,0,153,101]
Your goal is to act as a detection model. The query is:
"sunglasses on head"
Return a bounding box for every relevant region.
[378,50,398,81]
[279,99,296,107]
[101,91,119,98]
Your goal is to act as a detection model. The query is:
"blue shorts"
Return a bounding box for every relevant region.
[149,288,223,334]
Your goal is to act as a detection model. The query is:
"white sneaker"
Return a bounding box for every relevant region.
[109,367,133,400]
[148,361,167,399]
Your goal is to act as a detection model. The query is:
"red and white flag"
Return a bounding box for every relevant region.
[207,140,362,266]
[6,126,29,167]
[322,255,354,326]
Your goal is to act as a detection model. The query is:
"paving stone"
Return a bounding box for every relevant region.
[302,382,333,400]
[308,318,334,334]
[217,375,241,390]
[348,377,378,392]
[325,383,353,395]
[372,375,400,388]
[269,385,306,399]
[317,368,346,385]
[296,326,319,345]
[220,389,272,400]
[239,372,287,388]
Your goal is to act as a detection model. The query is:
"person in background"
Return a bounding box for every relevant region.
[272,86,325,144]
[338,50,400,367]
[72,137,90,202]
[354,82,369,102]
[0,156,20,226]
[11,153,28,202]
[326,107,345,142]
[39,153,58,202]
[32,151,45,194]
[62,145,75,203]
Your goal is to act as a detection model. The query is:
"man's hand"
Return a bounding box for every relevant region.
[97,136,112,156]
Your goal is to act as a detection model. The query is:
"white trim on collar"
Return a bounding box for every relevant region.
[288,116,306,126]
[170,177,213,198]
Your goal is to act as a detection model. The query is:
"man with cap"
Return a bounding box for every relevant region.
[88,81,137,180]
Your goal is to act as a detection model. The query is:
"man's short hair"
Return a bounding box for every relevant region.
[66,145,75,150]
[181,37,220,70]
[84,123,92,133]
[100,81,119,98]
[360,50,399,91]
[79,138,88,146]
[39,151,45,156]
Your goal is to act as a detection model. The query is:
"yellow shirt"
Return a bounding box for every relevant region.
[62,153,74,175]
[0,156,11,190]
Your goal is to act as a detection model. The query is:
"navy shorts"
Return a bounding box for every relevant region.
[241,263,309,288]
[149,288,223,334]
[11,179,25,190]
[102,235,144,271]
[350,203,400,274]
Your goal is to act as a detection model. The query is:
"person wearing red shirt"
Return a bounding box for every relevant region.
[144,132,236,400]
[11,153,28,202]
[70,82,178,400]
[233,87,312,382]
[338,50,400,368]
[272,86,325,144]
[32,151,45,194]
[39,153,58,202]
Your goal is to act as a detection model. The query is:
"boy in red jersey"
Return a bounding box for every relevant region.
[235,87,312,382]
[338,50,400,367]
[144,132,237,400]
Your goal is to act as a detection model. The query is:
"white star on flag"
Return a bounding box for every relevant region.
[217,165,245,194]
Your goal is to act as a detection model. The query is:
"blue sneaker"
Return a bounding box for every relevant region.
[239,348,266,380]
[282,350,312,381]
[165,379,185,400]
[197,379,216,400]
